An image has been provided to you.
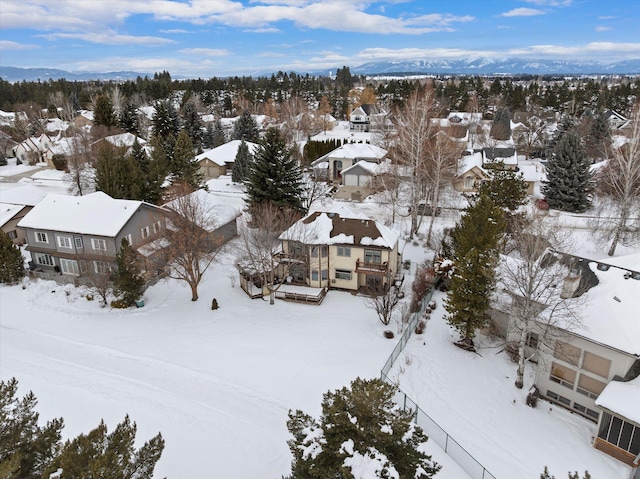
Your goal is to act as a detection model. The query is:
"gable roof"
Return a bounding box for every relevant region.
[313,143,387,165]
[195,140,260,167]
[457,152,487,176]
[163,189,243,230]
[279,211,399,249]
[0,203,26,228]
[17,192,153,237]
[341,161,380,176]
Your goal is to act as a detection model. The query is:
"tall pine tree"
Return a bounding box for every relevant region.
[490,107,511,141]
[181,100,203,150]
[445,195,505,345]
[94,143,142,200]
[245,128,303,212]
[94,94,115,127]
[542,130,592,213]
[112,237,145,307]
[171,129,204,190]
[118,101,139,136]
[130,139,164,204]
[232,110,260,143]
[212,119,227,147]
[232,139,252,183]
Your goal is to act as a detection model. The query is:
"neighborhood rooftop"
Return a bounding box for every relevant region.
[17,192,151,237]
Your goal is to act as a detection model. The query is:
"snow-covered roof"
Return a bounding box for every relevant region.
[341,160,380,176]
[570,254,640,356]
[137,106,156,120]
[17,192,149,237]
[104,133,147,148]
[457,152,486,175]
[47,137,78,156]
[517,161,547,183]
[279,211,399,249]
[0,203,25,227]
[163,189,242,231]
[314,143,387,164]
[195,140,259,167]
[0,184,46,207]
[596,375,640,424]
[45,118,70,133]
[77,110,94,121]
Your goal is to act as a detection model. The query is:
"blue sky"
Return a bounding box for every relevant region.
[1,0,639,77]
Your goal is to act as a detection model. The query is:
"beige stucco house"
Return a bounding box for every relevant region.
[195,140,259,179]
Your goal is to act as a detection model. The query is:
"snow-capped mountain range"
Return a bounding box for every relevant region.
[2,57,640,83]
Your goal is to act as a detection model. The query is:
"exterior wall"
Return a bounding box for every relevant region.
[454,167,486,193]
[330,244,360,290]
[535,332,638,422]
[213,218,238,246]
[1,206,31,244]
[23,204,168,282]
[343,172,372,187]
[198,159,225,179]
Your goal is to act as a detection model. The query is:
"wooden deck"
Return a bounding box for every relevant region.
[275,286,328,305]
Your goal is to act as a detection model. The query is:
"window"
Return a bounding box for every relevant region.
[123,234,133,246]
[79,260,87,273]
[74,237,83,249]
[547,389,570,406]
[582,352,611,378]
[321,246,328,257]
[337,247,351,257]
[311,270,318,281]
[60,259,79,276]
[153,221,162,234]
[598,412,640,455]
[35,231,49,243]
[364,249,382,264]
[550,362,576,388]
[57,236,72,249]
[576,374,606,399]
[93,261,111,274]
[34,253,54,266]
[91,238,107,251]
[321,269,328,281]
[141,226,150,239]
[289,242,304,257]
[8,230,17,239]
[464,175,474,189]
[553,341,581,366]
[526,332,539,349]
[573,402,599,421]
[311,246,319,257]
[335,269,352,280]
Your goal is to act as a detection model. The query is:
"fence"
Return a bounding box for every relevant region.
[380,286,497,479]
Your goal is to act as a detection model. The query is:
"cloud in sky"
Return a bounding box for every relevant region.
[1,0,638,76]
[501,8,545,17]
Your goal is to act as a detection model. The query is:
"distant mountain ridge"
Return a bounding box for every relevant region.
[0,66,151,83]
[348,58,640,76]
[3,57,640,83]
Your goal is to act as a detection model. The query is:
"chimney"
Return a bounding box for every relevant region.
[561,269,581,299]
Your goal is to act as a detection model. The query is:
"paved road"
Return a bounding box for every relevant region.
[0,165,50,183]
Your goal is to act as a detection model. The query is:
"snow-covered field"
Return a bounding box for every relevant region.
[1,168,637,478]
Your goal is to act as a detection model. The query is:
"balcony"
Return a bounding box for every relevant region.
[355,259,388,274]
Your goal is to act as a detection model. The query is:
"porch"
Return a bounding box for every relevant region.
[274,285,328,305]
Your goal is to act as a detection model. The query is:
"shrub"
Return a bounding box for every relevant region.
[110,299,129,309]
[211,298,219,310]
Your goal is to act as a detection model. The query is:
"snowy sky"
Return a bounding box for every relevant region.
[1,0,640,77]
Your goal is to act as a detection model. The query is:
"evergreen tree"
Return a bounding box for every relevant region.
[0,230,25,284]
[181,100,203,150]
[245,128,304,212]
[212,119,227,147]
[202,123,215,149]
[152,100,180,161]
[232,110,260,143]
[475,161,528,213]
[232,139,252,183]
[547,114,576,156]
[130,139,163,204]
[542,130,592,213]
[445,195,505,343]
[490,107,511,141]
[94,143,142,200]
[49,415,164,479]
[0,377,64,478]
[112,237,145,307]
[171,129,204,190]
[286,377,440,479]
[94,94,115,127]
[118,101,139,136]
[586,109,611,160]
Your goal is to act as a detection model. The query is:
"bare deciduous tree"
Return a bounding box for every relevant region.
[392,88,439,238]
[365,273,402,325]
[162,185,223,301]
[497,209,582,389]
[236,204,304,305]
[280,95,311,143]
[591,103,640,256]
[66,129,96,196]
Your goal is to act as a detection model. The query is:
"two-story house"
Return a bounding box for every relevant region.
[311,143,387,182]
[277,210,401,294]
[494,253,640,470]
[13,134,52,165]
[18,192,168,284]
